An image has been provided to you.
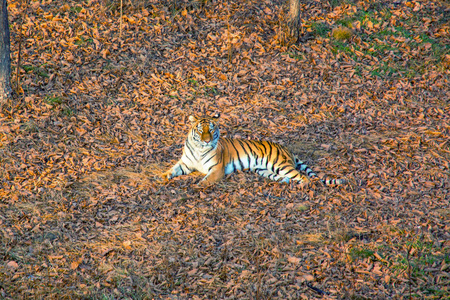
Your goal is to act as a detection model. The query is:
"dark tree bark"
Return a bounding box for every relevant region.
[287,0,302,43]
[0,0,12,106]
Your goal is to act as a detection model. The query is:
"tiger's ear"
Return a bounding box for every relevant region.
[188,115,197,123]
[211,112,220,119]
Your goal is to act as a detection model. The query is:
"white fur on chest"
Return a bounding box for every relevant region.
[181,142,217,174]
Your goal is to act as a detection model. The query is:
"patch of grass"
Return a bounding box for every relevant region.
[62,107,75,117]
[349,247,375,260]
[335,17,353,28]
[45,95,63,106]
[284,51,305,60]
[328,0,356,9]
[188,78,198,86]
[296,204,309,212]
[345,232,449,298]
[203,86,218,96]
[22,64,49,78]
[71,6,83,14]
[311,22,331,38]
[370,61,398,78]
[330,5,450,79]
[354,65,362,77]
[168,92,178,99]
[331,40,353,56]
[75,36,93,47]
[388,236,449,297]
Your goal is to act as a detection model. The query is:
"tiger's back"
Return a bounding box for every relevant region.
[162,114,346,187]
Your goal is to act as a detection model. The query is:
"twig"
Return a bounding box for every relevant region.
[406,243,413,300]
[306,282,330,295]
[15,0,28,93]
[15,29,22,92]
[119,0,123,40]
[226,0,231,64]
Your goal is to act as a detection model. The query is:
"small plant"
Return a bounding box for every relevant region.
[70,6,83,14]
[311,22,331,38]
[284,51,305,60]
[188,78,198,86]
[332,26,353,41]
[45,95,63,106]
[203,86,218,96]
[74,36,93,47]
[62,107,74,116]
[349,247,375,260]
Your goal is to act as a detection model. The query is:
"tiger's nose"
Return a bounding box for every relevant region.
[202,132,211,143]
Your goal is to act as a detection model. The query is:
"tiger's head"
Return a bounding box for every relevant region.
[188,113,220,148]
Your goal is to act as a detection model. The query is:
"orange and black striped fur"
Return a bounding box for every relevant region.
[162,114,346,187]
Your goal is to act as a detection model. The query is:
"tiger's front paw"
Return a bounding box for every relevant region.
[161,171,172,182]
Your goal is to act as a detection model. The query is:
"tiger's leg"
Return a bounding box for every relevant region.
[255,168,272,179]
[256,168,288,181]
[277,168,310,185]
[162,160,194,181]
[198,164,225,186]
[256,168,310,185]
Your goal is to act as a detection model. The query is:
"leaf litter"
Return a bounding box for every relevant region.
[0,0,449,298]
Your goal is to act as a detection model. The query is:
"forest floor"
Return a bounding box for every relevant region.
[1,0,449,299]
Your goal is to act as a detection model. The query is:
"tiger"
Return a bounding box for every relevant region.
[162,113,346,187]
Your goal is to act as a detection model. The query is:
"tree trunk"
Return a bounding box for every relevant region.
[287,0,302,43]
[0,0,12,106]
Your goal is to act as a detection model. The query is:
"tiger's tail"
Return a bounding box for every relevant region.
[294,157,346,186]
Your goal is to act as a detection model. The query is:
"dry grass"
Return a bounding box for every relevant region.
[332,26,353,41]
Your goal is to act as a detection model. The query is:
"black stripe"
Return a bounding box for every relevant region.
[184,152,194,163]
[248,141,261,166]
[184,147,196,163]
[203,152,217,165]
[207,161,219,172]
[261,141,269,156]
[200,146,214,159]
[259,142,269,166]
[181,163,193,175]
[248,141,260,158]
[266,143,273,168]
[277,164,290,174]
[297,160,307,171]
[213,130,220,140]
[186,140,197,157]
[237,140,252,168]
[306,168,317,178]
[229,141,244,170]
[284,168,297,177]
[271,145,279,173]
